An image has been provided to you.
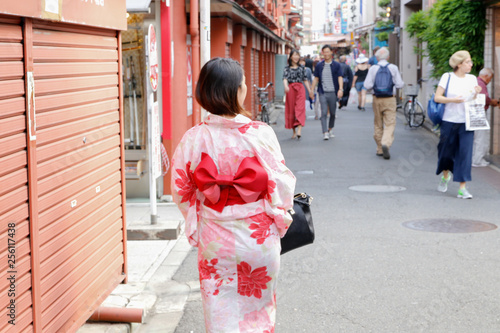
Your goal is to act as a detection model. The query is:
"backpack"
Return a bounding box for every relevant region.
[373,64,394,97]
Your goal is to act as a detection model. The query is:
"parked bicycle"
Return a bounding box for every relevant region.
[403,84,425,128]
[254,82,273,124]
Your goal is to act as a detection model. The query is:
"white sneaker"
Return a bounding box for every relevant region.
[323,132,329,140]
[472,160,490,167]
[457,188,473,199]
[437,174,451,193]
[329,131,335,138]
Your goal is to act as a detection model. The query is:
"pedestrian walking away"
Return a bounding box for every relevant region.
[338,55,353,109]
[368,46,380,66]
[473,67,497,167]
[352,54,369,111]
[299,57,314,112]
[363,47,404,159]
[310,45,344,140]
[283,49,313,140]
[434,50,481,199]
[171,57,296,332]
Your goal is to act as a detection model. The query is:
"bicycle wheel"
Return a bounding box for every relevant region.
[409,101,425,127]
[261,106,270,124]
[403,100,413,124]
[404,100,425,128]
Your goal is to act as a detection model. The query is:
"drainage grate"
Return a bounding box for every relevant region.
[348,185,406,193]
[402,219,497,233]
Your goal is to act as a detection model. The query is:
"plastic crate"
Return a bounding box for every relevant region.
[404,85,419,96]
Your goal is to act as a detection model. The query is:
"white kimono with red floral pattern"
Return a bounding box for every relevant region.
[172,113,296,333]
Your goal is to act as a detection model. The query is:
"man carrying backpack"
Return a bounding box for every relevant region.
[363,47,404,160]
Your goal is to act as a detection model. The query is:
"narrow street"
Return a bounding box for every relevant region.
[172,102,500,332]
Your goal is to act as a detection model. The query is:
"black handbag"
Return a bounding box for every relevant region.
[280,193,315,255]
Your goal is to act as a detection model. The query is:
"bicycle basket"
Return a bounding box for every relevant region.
[404,85,419,96]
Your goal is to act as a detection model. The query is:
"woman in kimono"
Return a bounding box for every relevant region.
[171,57,296,332]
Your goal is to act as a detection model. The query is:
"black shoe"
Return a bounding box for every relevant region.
[297,135,301,140]
[376,152,383,157]
[358,106,362,110]
[382,145,390,160]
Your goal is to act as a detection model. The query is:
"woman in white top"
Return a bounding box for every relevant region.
[434,50,481,199]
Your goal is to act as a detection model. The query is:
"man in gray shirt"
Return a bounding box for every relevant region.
[310,45,344,140]
[364,47,404,159]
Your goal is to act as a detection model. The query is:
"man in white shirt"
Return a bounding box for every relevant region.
[363,47,405,159]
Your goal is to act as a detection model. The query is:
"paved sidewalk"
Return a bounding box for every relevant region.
[77,203,192,333]
[78,98,500,332]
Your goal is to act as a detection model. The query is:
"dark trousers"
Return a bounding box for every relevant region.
[436,121,474,182]
[319,92,337,133]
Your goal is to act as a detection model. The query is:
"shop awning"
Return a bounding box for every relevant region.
[127,0,152,12]
[310,35,347,45]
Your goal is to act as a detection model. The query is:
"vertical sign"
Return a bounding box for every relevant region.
[347,0,359,32]
[148,24,158,92]
[341,2,348,34]
[334,10,342,34]
[187,35,193,116]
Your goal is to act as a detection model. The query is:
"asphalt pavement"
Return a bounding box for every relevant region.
[80,99,500,332]
[172,100,500,333]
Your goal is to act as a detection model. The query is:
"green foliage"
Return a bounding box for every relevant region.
[378,0,391,7]
[377,20,394,29]
[360,36,370,52]
[377,32,389,42]
[405,0,487,78]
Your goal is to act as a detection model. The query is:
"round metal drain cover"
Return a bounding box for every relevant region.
[348,185,406,193]
[403,219,497,233]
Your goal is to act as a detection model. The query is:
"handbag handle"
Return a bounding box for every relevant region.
[444,73,451,97]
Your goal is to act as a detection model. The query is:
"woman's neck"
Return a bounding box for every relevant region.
[455,69,467,78]
[291,63,299,68]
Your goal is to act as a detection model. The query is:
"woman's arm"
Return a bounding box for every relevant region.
[352,75,358,88]
[304,80,312,96]
[310,77,319,99]
[283,79,289,94]
[434,85,464,104]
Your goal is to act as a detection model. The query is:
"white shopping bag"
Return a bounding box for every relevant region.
[348,89,357,105]
[465,94,489,131]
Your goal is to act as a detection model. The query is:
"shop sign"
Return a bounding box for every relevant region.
[334,10,341,34]
[341,2,348,34]
[148,24,159,92]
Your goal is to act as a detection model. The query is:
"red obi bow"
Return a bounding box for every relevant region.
[193,153,268,212]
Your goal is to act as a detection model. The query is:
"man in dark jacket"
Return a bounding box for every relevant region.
[338,55,353,109]
[309,45,344,140]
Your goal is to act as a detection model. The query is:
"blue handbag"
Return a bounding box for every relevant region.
[427,73,451,125]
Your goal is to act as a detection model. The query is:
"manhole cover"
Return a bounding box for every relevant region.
[296,170,314,175]
[402,219,497,233]
[348,185,406,193]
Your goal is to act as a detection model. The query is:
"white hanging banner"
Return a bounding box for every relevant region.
[148,24,159,92]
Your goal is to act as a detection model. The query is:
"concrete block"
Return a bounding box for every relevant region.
[101,295,129,308]
[77,323,130,333]
[111,282,147,296]
[127,220,181,240]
